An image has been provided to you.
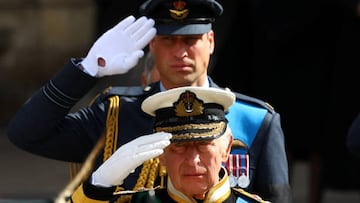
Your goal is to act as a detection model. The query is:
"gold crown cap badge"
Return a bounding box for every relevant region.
[174,91,204,117]
[169,0,189,20]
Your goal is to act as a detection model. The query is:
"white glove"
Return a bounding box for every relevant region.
[81,15,156,77]
[91,132,172,187]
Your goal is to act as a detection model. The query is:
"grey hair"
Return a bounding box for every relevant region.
[219,124,232,150]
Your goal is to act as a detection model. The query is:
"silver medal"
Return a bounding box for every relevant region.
[229,175,237,187]
[237,174,250,188]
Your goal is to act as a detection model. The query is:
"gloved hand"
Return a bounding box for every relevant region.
[91,132,172,187]
[81,15,156,77]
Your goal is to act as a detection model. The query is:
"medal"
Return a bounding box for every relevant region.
[237,174,250,188]
[225,154,250,188]
[238,154,249,188]
[226,154,237,187]
[229,175,237,187]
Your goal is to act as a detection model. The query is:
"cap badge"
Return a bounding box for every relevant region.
[169,1,189,20]
[174,90,204,117]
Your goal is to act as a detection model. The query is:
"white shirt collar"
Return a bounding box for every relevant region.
[159,78,210,92]
[166,167,231,203]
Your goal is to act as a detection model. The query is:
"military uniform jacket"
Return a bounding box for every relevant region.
[7,59,291,203]
[71,167,269,203]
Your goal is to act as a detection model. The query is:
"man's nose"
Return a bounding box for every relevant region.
[184,147,200,165]
[173,40,188,58]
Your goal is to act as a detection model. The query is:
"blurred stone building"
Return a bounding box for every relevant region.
[0,0,96,125]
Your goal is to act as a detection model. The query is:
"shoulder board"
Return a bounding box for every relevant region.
[226,95,269,151]
[232,188,271,203]
[89,84,158,105]
[214,86,275,113]
[103,86,148,97]
[233,91,275,113]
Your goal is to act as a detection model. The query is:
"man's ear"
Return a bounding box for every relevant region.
[222,135,233,162]
[158,154,165,165]
[141,73,147,86]
[208,31,215,54]
[149,38,155,51]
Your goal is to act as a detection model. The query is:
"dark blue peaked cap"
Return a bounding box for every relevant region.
[139,0,223,35]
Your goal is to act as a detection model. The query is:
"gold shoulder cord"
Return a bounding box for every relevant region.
[232,188,271,203]
[69,92,103,180]
[103,95,120,161]
[69,91,119,178]
[68,94,167,203]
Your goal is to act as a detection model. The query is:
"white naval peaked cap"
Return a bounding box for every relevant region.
[141,86,235,142]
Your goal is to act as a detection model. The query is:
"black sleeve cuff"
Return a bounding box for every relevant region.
[42,58,98,109]
[82,178,118,201]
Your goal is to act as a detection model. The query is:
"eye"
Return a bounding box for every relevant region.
[156,36,174,46]
[196,140,213,152]
[197,140,211,145]
[170,142,186,153]
[174,142,185,147]
[184,35,201,45]
[160,36,171,40]
[196,141,206,146]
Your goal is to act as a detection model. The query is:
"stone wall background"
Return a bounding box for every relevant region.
[0,0,146,125]
[0,1,97,199]
[0,0,96,124]
[0,1,147,199]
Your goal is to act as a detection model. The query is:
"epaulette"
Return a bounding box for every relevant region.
[232,188,271,203]
[216,86,275,113]
[232,91,275,114]
[102,85,148,97]
[90,84,158,106]
[226,93,269,151]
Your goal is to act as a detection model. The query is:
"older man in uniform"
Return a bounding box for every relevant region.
[69,87,271,203]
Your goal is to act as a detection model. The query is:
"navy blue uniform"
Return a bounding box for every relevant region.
[131,188,264,203]
[7,59,291,203]
[71,168,269,203]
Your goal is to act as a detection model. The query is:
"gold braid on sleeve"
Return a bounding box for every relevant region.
[68,94,167,203]
[116,158,167,203]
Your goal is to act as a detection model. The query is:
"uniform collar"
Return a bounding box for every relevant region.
[166,167,231,203]
[159,78,210,92]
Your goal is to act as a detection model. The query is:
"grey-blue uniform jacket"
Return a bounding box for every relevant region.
[7,59,291,203]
